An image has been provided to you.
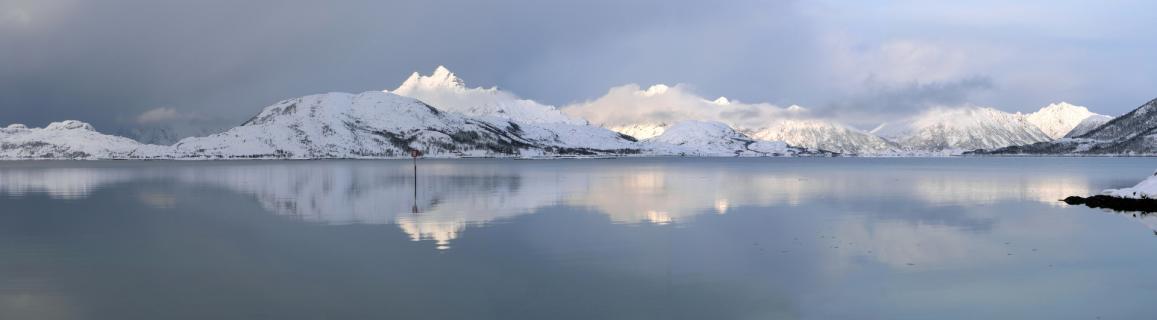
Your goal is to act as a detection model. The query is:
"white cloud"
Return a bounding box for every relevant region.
[562,83,810,131]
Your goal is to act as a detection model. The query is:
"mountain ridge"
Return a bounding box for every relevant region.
[0,66,1138,159]
[977,98,1157,155]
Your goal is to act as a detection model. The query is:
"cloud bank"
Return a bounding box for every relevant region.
[563,84,810,131]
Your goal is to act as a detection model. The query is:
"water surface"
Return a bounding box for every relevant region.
[1,158,1155,319]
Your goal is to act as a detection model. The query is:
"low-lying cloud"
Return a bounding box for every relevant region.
[134,107,204,125]
[819,76,997,128]
[563,84,810,131]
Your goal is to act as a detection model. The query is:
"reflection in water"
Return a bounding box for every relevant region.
[914,174,1091,206]
[4,158,1157,319]
[0,168,133,200]
[0,159,1118,250]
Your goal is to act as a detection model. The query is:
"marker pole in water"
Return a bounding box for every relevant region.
[410,149,422,214]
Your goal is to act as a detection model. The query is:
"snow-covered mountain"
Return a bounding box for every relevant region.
[873,106,1051,153]
[610,123,670,140]
[609,118,898,156]
[386,66,648,155]
[748,119,900,155]
[645,120,816,156]
[170,92,641,159]
[388,66,585,125]
[563,83,883,154]
[0,121,166,159]
[1073,98,1157,142]
[0,66,1127,159]
[982,98,1157,155]
[1063,114,1113,138]
[1025,102,1108,139]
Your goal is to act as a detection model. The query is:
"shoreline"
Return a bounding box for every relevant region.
[1063,195,1157,213]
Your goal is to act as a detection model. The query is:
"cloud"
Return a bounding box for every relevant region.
[134,107,202,125]
[825,38,993,87]
[563,84,810,130]
[819,77,996,128]
[126,107,233,144]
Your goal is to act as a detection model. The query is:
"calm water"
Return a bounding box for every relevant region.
[1,158,1156,319]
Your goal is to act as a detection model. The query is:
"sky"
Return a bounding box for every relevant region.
[1,0,1155,135]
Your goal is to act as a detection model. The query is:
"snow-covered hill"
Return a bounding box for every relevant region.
[874,106,1051,153]
[0,121,167,159]
[1025,102,1107,139]
[1103,171,1157,199]
[564,83,881,154]
[0,66,1129,159]
[389,66,585,125]
[170,92,641,159]
[748,119,900,155]
[386,66,644,155]
[980,98,1157,155]
[1074,98,1157,141]
[610,123,670,140]
[645,120,814,156]
[1063,114,1113,138]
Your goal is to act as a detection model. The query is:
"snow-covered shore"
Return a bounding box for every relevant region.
[1103,171,1157,200]
[1063,170,1157,213]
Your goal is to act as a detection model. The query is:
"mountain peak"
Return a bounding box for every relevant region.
[1025,102,1101,139]
[393,66,466,93]
[1038,101,1089,113]
[431,65,455,79]
[873,106,1052,152]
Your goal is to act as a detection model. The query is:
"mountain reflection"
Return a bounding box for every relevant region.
[0,159,1115,249]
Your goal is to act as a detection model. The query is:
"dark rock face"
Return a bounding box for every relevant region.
[1075,98,1157,141]
[1062,195,1157,213]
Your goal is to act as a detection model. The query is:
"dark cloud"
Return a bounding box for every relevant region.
[0,0,1154,137]
[820,76,996,128]
[0,0,798,134]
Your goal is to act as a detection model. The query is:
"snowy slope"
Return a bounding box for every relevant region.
[749,119,899,155]
[982,98,1157,155]
[1074,98,1157,141]
[4,65,1129,159]
[387,66,640,154]
[645,120,810,156]
[613,118,893,155]
[1103,171,1157,199]
[562,83,877,154]
[1025,102,1107,139]
[610,123,670,140]
[1064,114,1112,138]
[389,66,585,125]
[874,106,1051,153]
[0,121,167,159]
[170,92,640,159]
